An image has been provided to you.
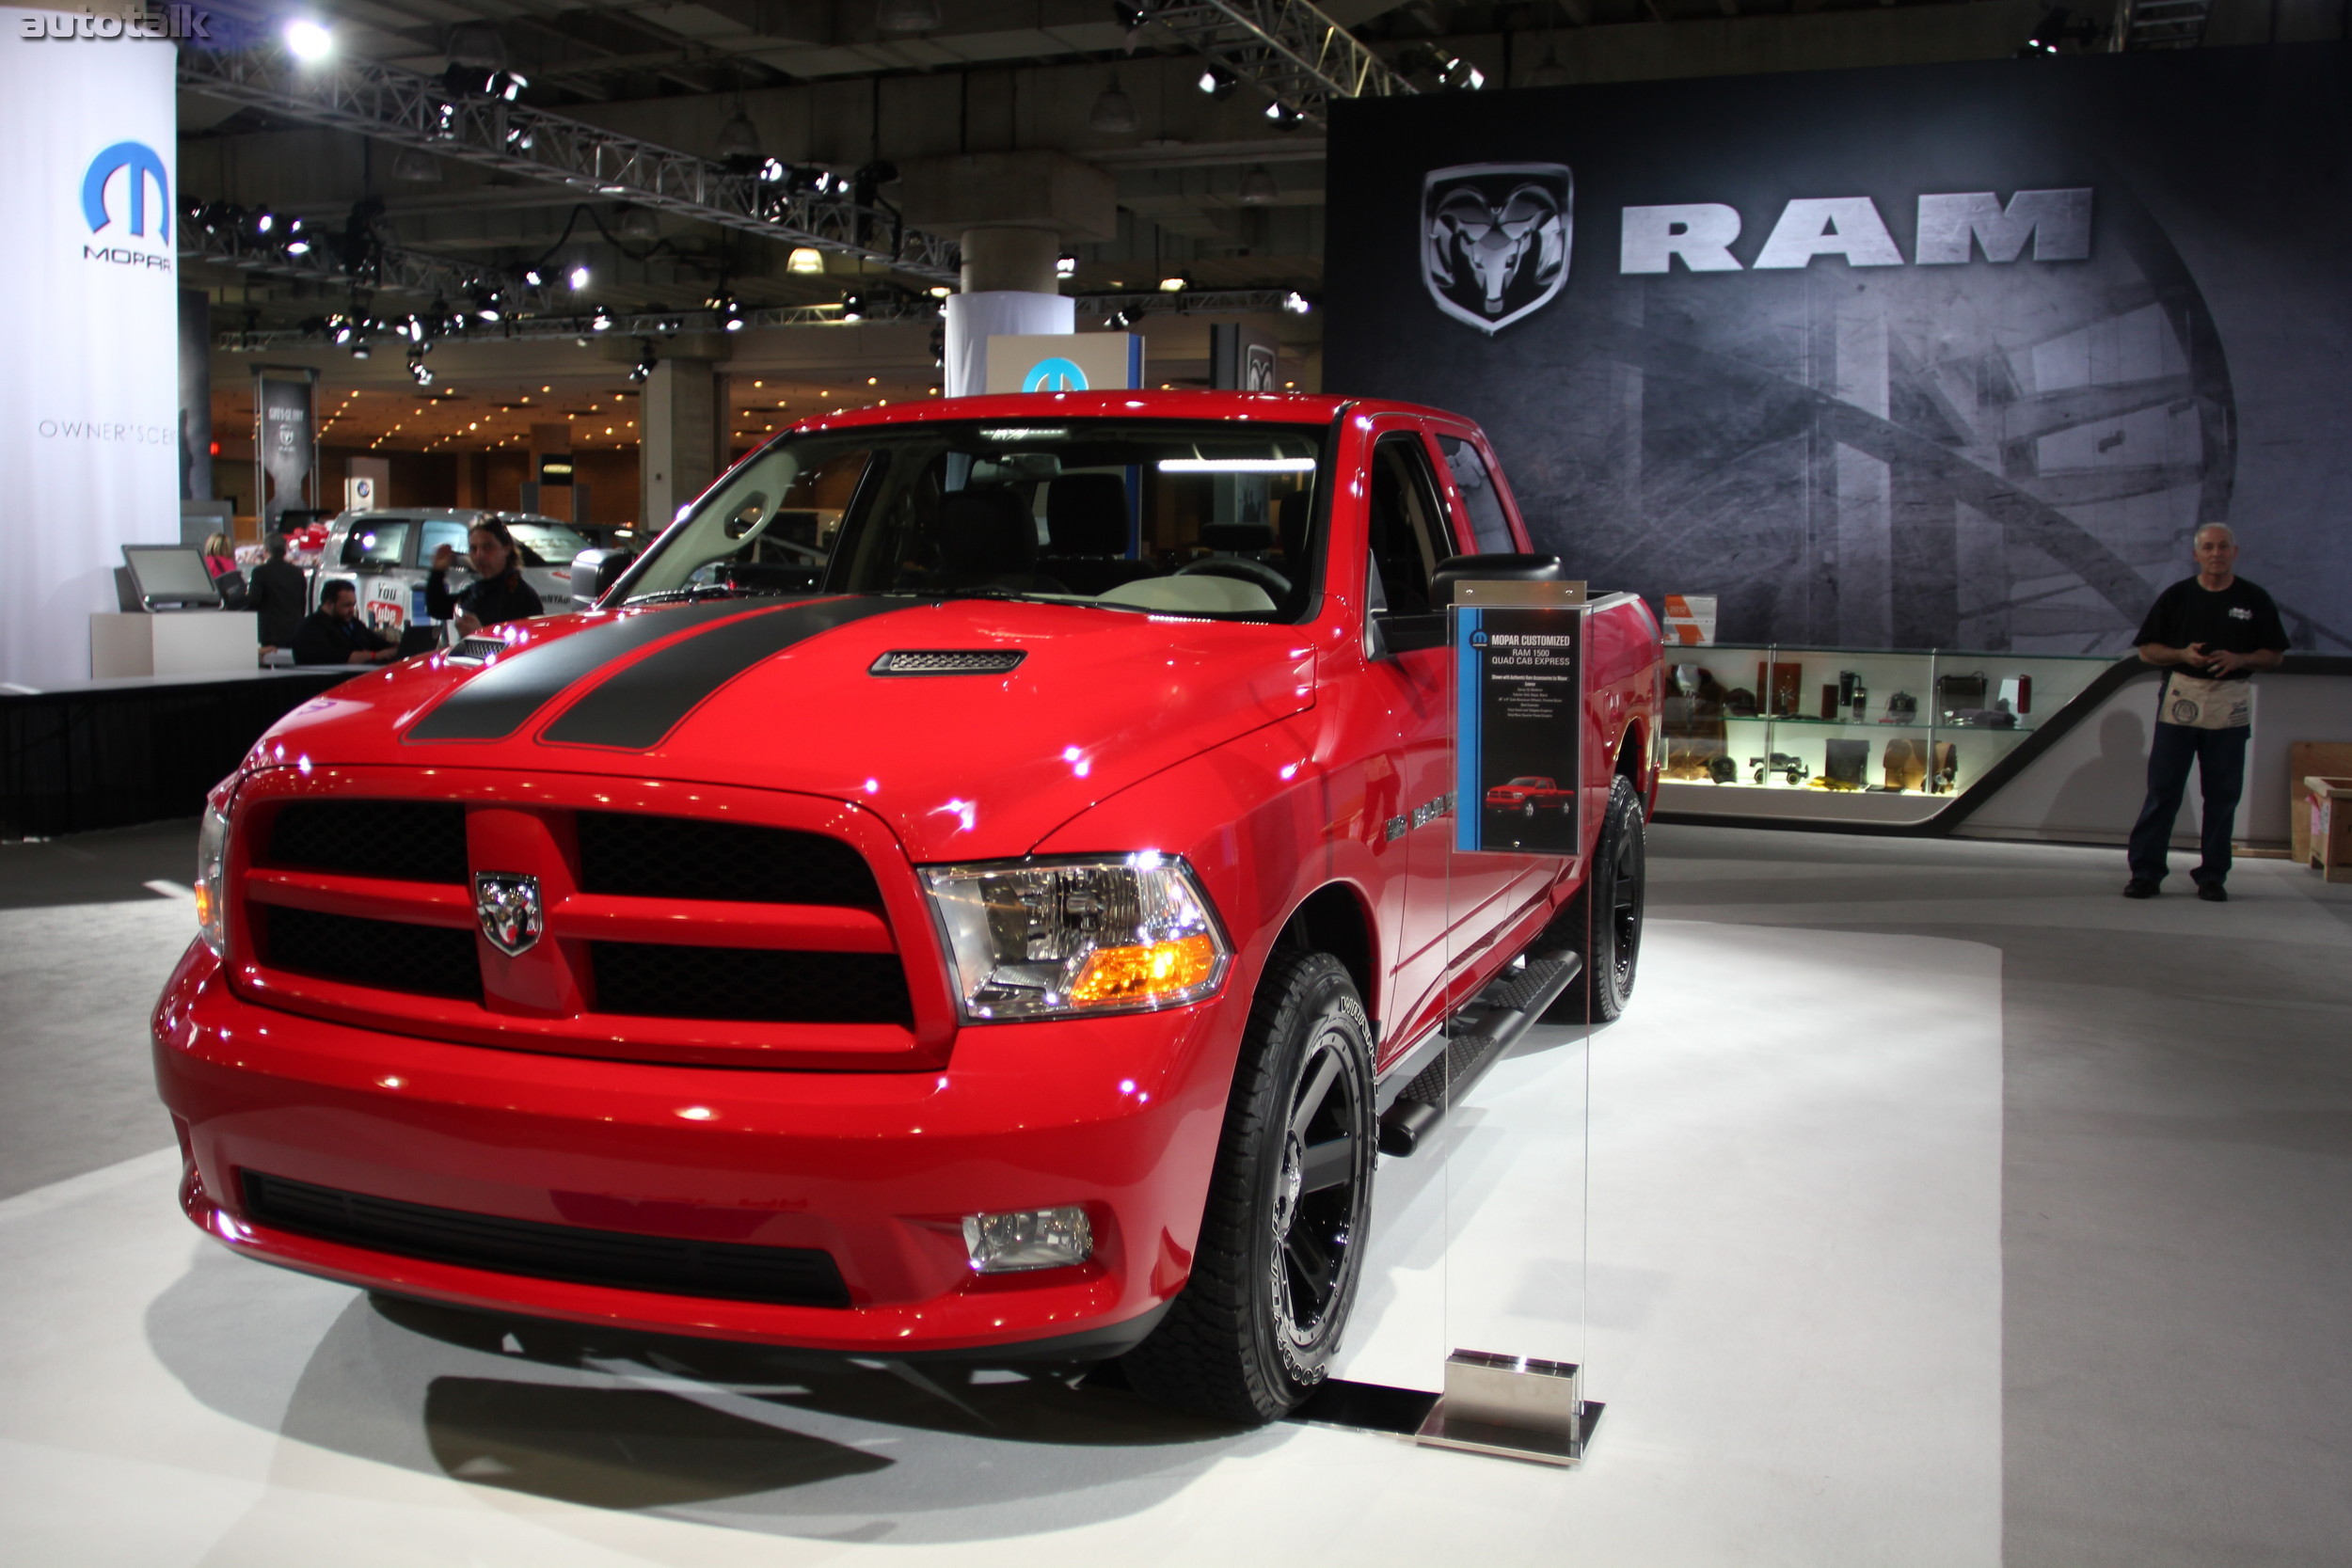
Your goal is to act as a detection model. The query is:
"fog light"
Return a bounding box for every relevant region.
[962,1206,1093,1274]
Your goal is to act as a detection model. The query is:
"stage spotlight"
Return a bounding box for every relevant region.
[1158,273,1189,293]
[788,246,825,275]
[1197,66,1237,100]
[841,292,866,322]
[1057,253,1079,279]
[282,217,311,255]
[1263,101,1302,131]
[628,341,657,383]
[350,338,372,360]
[567,263,591,291]
[521,266,545,288]
[716,112,760,165]
[591,305,613,331]
[283,18,332,62]
[1281,290,1312,315]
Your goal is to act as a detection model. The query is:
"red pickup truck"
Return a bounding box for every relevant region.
[152,391,1662,1425]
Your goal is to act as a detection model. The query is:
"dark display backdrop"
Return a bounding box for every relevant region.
[1326,45,2352,655]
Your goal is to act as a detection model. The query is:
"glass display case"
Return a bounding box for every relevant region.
[1658,643,2115,824]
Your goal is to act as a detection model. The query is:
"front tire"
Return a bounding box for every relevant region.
[1539,773,1647,1024]
[1121,951,1377,1423]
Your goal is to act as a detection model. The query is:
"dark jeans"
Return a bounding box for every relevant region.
[2127,721,2249,886]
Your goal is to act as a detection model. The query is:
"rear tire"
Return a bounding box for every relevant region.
[1538,773,1646,1024]
[1120,951,1377,1424]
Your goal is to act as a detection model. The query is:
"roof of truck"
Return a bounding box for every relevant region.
[783,388,1475,436]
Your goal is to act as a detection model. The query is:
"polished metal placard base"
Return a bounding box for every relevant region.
[1413,1349,1603,1467]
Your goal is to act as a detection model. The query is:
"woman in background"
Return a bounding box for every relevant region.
[427,515,544,635]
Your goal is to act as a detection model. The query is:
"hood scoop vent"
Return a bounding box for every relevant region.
[446,637,509,665]
[869,649,1026,677]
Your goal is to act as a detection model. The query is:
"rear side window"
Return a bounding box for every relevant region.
[1366,434,1451,616]
[420,519,469,562]
[1437,435,1515,555]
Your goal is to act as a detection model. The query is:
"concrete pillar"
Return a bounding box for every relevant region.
[641,357,722,531]
[900,152,1118,399]
[960,226,1061,294]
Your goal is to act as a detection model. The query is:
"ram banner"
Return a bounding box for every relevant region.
[0,13,180,689]
[1326,44,2352,657]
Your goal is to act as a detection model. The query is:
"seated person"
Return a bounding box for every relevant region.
[293,580,399,667]
[427,516,546,634]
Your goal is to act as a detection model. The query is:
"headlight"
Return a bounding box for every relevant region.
[921,852,1232,1022]
[194,799,231,958]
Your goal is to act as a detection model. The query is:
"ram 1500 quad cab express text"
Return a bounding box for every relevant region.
[153,391,1663,1424]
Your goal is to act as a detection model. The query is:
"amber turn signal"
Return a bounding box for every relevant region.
[1069,933,1218,1006]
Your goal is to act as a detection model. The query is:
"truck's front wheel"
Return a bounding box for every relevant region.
[1121,951,1376,1423]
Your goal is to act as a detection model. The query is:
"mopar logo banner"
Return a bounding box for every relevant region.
[1454,604,1582,857]
[1327,46,2352,657]
[0,11,178,689]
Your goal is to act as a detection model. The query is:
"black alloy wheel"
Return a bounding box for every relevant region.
[1121,950,1377,1423]
[1539,772,1646,1024]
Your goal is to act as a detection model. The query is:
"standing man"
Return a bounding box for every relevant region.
[292,580,400,667]
[246,533,309,653]
[2124,523,2289,901]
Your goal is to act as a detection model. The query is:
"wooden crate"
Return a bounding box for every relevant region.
[2289,743,2352,865]
[2308,776,2352,883]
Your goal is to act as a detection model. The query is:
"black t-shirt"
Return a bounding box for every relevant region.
[291,610,389,667]
[2134,575,2289,680]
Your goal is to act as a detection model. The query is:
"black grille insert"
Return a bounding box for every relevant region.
[576,813,881,907]
[241,1171,850,1307]
[262,906,483,1002]
[592,942,911,1024]
[267,800,469,885]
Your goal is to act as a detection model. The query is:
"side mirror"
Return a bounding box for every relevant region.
[570,547,637,609]
[1428,552,1566,605]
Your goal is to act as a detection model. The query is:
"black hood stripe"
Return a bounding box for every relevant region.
[540,596,914,752]
[404,602,762,744]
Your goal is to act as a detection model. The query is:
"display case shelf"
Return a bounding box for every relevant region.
[1659,642,2111,822]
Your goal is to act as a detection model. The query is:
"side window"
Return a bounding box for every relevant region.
[1437,435,1516,555]
[342,519,412,568]
[420,519,469,562]
[1367,433,1451,616]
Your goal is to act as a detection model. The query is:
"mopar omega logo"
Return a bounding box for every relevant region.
[81,140,173,273]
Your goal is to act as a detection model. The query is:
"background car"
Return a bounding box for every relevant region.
[313,508,586,629]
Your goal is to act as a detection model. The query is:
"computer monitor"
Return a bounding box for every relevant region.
[120,545,223,610]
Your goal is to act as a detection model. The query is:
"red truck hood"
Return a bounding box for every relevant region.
[252,596,1316,862]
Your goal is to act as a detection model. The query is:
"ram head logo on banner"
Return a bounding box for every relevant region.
[1423,164,1572,335]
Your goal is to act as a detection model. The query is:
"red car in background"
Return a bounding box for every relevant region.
[1485,775,1576,816]
[153,391,1662,1425]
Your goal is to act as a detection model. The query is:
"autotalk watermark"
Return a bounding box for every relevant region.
[17,8,214,40]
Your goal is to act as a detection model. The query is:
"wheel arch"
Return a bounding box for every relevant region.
[1269,881,1378,1031]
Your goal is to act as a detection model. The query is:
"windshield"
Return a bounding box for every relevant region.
[617,417,1331,622]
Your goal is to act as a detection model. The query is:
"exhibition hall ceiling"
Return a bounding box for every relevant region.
[178,0,2208,454]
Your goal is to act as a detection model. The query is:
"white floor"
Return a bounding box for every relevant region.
[0,919,2002,1566]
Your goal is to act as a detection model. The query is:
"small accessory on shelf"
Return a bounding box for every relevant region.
[1756,661,1803,718]
[1725,687,1758,718]
[1707,753,1738,784]
[1932,741,1959,792]
[1935,670,1988,719]
[1883,737,1928,791]
[1884,690,1918,721]
[1823,738,1868,790]
[1820,683,1840,721]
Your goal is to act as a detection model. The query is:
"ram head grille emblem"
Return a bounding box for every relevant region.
[1423,163,1572,336]
[473,871,543,957]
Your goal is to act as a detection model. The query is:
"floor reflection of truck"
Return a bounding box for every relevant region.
[154,391,1663,1427]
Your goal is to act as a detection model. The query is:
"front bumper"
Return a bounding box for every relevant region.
[152,940,1234,1355]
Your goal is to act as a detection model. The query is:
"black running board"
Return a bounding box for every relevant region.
[1375,953,1581,1157]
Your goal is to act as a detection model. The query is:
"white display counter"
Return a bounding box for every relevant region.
[88,612,257,680]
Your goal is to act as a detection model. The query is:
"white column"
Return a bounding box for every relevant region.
[942,292,1075,400]
[0,11,179,689]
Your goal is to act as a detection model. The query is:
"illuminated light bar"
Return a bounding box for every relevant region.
[1156,457,1318,472]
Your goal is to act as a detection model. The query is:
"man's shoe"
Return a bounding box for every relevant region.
[2123,878,2160,899]
[2197,880,2228,902]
